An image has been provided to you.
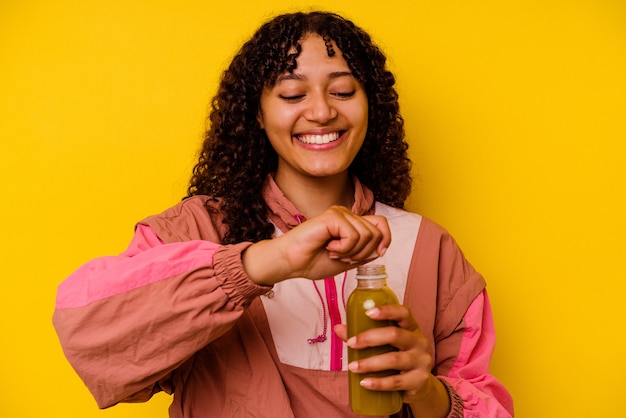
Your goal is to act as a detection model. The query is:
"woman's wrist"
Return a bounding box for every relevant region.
[241,238,289,285]
[406,374,453,418]
[436,378,464,418]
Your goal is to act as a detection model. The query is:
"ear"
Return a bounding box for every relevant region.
[256,111,265,129]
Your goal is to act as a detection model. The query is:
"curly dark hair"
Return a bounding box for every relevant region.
[187,11,412,244]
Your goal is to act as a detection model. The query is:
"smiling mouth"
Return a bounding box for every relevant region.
[296,132,341,145]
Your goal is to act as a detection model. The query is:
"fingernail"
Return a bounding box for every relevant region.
[347,336,356,347]
[378,247,387,257]
[360,378,373,388]
[365,307,380,317]
[348,361,358,372]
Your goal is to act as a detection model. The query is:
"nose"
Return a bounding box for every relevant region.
[304,92,337,123]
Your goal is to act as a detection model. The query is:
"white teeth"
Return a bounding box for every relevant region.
[297,132,340,144]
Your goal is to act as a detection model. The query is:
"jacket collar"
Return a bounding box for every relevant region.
[262,174,375,232]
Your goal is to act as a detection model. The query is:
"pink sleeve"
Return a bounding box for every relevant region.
[440,291,514,417]
[53,224,270,408]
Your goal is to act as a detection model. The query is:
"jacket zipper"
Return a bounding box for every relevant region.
[324,277,343,371]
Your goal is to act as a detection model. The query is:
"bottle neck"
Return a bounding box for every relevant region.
[356,278,387,289]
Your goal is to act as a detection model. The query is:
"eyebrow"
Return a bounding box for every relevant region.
[275,71,354,84]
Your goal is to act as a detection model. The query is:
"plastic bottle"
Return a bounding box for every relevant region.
[347,264,403,416]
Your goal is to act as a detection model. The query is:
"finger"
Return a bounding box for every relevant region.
[348,325,417,352]
[365,304,420,332]
[350,349,433,392]
[358,373,405,392]
[348,349,409,374]
[321,207,365,254]
[359,369,431,393]
[362,215,392,256]
[326,214,386,261]
[325,212,376,250]
[333,324,348,342]
[343,215,391,261]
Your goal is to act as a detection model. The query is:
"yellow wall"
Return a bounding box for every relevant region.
[1,1,624,416]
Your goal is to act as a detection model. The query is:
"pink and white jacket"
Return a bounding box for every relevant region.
[53,176,514,417]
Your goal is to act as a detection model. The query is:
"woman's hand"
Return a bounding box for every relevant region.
[334,305,451,418]
[242,205,391,284]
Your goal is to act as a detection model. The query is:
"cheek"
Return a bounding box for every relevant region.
[260,105,299,134]
[263,117,291,138]
[258,97,283,131]
[352,106,369,133]
[264,122,294,152]
[348,96,368,127]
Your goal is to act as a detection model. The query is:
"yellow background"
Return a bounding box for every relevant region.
[1,0,624,417]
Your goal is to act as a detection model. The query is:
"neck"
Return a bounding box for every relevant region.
[273,171,354,219]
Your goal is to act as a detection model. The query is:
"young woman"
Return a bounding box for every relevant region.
[53,11,513,418]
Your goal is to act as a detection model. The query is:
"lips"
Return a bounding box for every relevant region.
[296,131,341,145]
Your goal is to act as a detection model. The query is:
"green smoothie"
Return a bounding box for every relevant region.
[347,266,402,416]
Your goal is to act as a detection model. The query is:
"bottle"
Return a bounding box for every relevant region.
[347,264,403,416]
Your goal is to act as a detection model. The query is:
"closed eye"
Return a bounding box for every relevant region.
[279,94,305,102]
[332,90,356,99]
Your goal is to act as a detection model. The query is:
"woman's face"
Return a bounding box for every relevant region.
[258,34,368,182]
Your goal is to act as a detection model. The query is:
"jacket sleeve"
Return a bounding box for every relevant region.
[438,291,514,417]
[52,224,271,409]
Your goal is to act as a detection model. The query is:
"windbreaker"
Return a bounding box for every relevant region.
[53,175,514,417]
